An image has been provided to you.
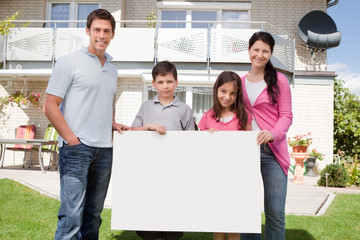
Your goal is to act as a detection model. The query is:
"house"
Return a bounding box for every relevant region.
[0,0,339,170]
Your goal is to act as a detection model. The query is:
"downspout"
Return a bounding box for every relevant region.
[327,0,340,8]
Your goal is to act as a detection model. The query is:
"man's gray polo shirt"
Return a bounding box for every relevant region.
[132,95,195,131]
[46,46,117,147]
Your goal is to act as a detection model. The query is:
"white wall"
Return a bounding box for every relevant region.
[288,82,334,170]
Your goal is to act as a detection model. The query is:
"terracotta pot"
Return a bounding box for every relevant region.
[292,146,308,153]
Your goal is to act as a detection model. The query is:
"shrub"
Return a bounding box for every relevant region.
[318,164,349,187]
[346,157,360,186]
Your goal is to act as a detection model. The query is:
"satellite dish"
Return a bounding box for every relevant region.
[298,10,341,51]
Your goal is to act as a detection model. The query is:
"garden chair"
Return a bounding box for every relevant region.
[30,124,59,170]
[3,124,36,168]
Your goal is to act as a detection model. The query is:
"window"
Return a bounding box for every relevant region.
[50,3,70,28]
[147,86,213,124]
[191,11,217,29]
[147,86,186,103]
[161,11,186,28]
[158,2,250,29]
[47,1,99,28]
[192,88,213,123]
[221,10,249,29]
[77,4,99,28]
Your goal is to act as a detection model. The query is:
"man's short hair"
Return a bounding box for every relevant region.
[87,9,116,32]
[152,61,178,81]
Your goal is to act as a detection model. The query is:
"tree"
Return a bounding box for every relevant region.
[0,11,21,35]
[0,12,28,68]
[334,78,360,162]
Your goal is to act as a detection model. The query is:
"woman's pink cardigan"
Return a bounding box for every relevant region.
[241,72,293,175]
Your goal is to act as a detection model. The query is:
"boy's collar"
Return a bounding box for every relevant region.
[153,95,180,107]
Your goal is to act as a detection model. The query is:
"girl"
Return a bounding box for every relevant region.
[198,71,251,240]
[240,31,293,240]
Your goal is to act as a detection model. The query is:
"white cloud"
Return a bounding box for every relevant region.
[328,62,360,97]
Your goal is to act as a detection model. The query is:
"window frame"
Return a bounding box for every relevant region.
[157,1,251,29]
[46,1,100,28]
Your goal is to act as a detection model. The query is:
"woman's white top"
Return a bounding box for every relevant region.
[245,78,267,131]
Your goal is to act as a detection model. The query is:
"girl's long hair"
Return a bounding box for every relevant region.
[248,31,279,105]
[212,71,248,130]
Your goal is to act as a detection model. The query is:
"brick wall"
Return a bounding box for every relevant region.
[102,0,125,28]
[124,0,157,28]
[0,0,46,27]
[0,0,124,28]
[288,83,334,170]
[250,0,328,71]
[115,77,144,126]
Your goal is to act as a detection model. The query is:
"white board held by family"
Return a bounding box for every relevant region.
[111,131,261,234]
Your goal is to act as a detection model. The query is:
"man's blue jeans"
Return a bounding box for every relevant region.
[242,144,288,240]
[54,142,113,240]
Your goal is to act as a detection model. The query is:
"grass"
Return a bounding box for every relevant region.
[0,179,359,240]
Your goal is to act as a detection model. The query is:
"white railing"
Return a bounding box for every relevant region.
[1,20,294,73]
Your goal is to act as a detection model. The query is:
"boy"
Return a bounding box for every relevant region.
[132,60,195,240]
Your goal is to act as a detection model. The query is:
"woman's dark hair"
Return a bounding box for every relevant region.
[212,71,248,130]
[87,9,116,32]
[248,31,279,105]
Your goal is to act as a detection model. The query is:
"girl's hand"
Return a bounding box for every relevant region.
[207,128,217,133]
[257,130,274,145]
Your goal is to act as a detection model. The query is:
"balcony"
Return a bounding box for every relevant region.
[0,20,294,80]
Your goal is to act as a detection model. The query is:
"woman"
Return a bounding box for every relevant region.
[240,31,293,240]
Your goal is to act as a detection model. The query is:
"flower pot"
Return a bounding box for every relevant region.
[305,157,317,177]
[292,146,308,153]
[20,101,30,109]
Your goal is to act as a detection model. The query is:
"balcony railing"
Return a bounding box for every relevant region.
[1,20,294,73]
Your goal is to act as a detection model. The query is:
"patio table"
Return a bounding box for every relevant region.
[0,139,57,173]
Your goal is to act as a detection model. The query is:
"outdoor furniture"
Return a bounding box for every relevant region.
[0,125,36,168]
[0,124,58,173]
[30,124,59,170]
[0,139,57,174]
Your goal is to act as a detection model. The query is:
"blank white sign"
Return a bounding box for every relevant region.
[111,131,261,234]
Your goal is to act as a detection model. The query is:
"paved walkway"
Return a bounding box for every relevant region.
[0,165,358,216]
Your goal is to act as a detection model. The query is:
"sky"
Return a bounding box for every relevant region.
[327,0,360,97]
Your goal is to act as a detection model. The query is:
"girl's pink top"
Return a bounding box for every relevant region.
[241,72,293,175]
[198,109,252,131]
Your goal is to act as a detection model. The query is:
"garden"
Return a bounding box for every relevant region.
[0,179,359,240]
[289,78,360,190]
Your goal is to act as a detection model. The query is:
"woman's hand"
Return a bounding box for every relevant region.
[257,130,274,145]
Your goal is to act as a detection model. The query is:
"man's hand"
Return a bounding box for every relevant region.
[113,123,131,133]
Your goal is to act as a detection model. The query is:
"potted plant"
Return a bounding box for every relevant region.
[287,132,312,153]
[0,91,41,109]
[309,148,324,161]
[305,148,324,176]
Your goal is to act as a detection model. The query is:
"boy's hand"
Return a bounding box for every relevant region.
[147,124,167,135]
[113,123,131,133]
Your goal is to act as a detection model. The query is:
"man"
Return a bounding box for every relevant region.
[44,9,129,239]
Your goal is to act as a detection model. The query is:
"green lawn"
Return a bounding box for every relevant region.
[0,179,359,240]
